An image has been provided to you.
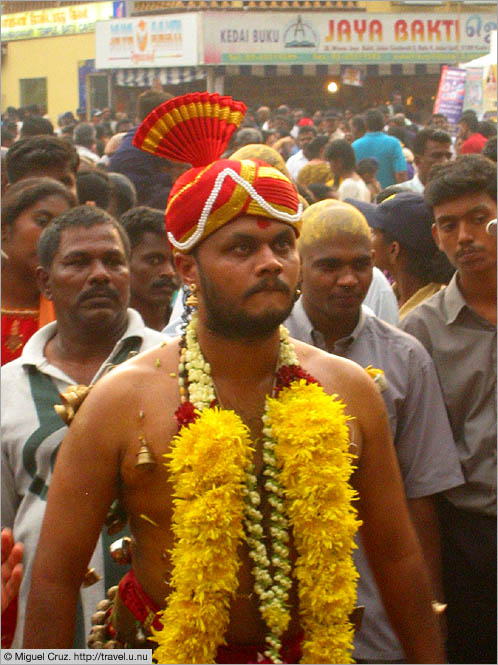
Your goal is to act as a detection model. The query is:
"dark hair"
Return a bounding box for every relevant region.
[74,123,96,148]
[375,185,410,204]
[306,182,334,202]
[1,121,18,146]
[365,109,384,132]
[478,120,497,139]
[232,127,264,148]
[6,136,79,184]
[115,117,132,133]
[387,125,408,144]
[351,115,366,133]
[120,206,166,248]
[298,124,317,137]
[108,172,137,218]
[303,134,329,160]
[38,205,131,269]
[137,90,173,122]
[403,246,455,283]
[482,137,497,163]
[325,139,356,171]
[425,155,497,207]
[76,170,112,209]
[356,157,379,175]
[2,177,77,228]
[412,128,452,156]
[459,111,479,133]
[20,115,54,138]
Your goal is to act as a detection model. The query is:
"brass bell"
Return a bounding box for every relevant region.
[107,585,119,600]
[89,626,107,642]
[135,436,156,470]
[91,610,107,625]
[83,567,102,588]
[96,599,111,612]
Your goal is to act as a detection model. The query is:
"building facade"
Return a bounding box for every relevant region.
[1,0,496,123]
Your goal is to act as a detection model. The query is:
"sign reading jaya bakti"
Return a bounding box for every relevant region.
[203,11,496,65]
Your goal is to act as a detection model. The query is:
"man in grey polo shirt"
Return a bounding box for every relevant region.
[400,155,497,664]
[1,206,165,647]
[286,199,464,663]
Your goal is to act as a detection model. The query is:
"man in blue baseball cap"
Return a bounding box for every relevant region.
[369,191,454,319]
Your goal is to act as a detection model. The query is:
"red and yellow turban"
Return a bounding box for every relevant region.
[133,92,302,252]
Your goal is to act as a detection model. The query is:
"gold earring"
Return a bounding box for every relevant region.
[186,283,199,308]
[294,288,302,302]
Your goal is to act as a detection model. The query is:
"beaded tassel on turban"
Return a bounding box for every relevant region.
[133,92,302,252]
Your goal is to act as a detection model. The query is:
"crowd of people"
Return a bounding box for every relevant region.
[1,88,496,665]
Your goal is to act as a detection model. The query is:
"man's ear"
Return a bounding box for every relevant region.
[388,240,400,265]
[36,266,52,300]
[174,252,198,288]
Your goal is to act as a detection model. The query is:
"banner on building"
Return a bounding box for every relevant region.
[463,67,485,117]
[95,14,199,68]
[202,11,496,65]
[433,65,467,130]
[1,2,114,41]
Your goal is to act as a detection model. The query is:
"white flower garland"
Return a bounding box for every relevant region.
[181,315,296,663]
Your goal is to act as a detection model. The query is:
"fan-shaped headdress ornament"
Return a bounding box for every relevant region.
[133,92,302,252]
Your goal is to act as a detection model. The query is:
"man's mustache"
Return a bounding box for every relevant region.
[78,286,118,303]
[151,276,177,290]
[244,279,291,298]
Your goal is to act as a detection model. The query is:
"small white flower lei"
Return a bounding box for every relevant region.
[181,314,297,663]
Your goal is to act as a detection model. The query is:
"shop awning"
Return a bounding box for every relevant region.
[213,63,442,76]
[114,67,207,86]
[113,62,441,87]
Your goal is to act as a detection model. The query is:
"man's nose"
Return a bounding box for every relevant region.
[256,246,284,274]
[88,260,111,282]
[336,266,358,287]
[456,221,475,245]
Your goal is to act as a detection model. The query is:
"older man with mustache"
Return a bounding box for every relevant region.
[1,205,165,647]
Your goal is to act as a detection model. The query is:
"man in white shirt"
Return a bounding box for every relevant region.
[285,124,317,181]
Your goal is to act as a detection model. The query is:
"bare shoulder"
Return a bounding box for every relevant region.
[75,338,182,419]
[292,337,377,401]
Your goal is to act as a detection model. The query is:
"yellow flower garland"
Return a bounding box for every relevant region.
[268,381,360,664]
[153,408,254,664]
[152,323,361,664]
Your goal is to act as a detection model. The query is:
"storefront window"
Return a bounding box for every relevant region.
[19,77,47,109]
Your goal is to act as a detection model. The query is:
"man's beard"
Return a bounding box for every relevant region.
[197,269,296,340]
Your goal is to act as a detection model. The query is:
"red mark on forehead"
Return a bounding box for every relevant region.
[257,219,271,229]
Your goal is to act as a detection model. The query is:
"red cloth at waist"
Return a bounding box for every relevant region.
[118,570,303,663]
[118,569,163,632]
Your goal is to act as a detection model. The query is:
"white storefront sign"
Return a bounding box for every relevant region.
[202,11,496,65]
[96,13,199,68]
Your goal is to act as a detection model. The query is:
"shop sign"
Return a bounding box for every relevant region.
[1,2,114,41]
[203,11,496,65]
[95,14,199,68]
